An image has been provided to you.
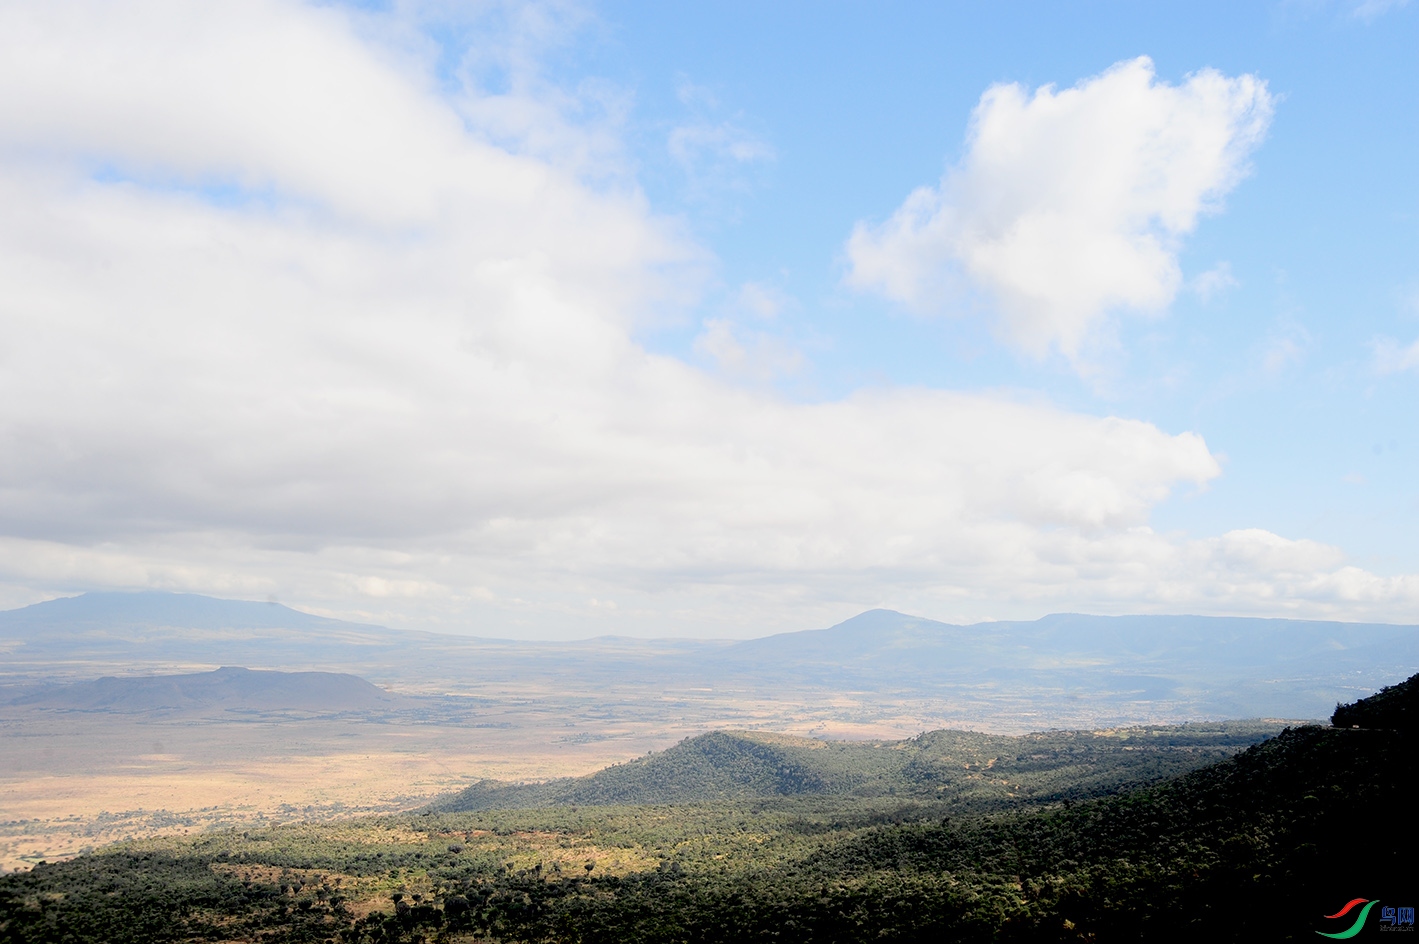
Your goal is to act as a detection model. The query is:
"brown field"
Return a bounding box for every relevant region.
[0,712,660,872]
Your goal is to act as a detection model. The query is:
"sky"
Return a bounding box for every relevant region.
[0,0,1417,639]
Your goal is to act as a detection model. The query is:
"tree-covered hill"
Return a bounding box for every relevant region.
[429,722,1282,812]
[1332,670,1417,730]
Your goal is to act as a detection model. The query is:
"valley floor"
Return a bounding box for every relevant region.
[2,676,1266,871]
[2,721,1414,943]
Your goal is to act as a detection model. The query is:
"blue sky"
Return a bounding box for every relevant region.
[594,1,1419,571]
[598,1,1419,573]
[0,0,1415,637]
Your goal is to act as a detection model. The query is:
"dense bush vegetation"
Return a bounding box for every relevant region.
[431,722,1283,812]
[1332,671,1416,730]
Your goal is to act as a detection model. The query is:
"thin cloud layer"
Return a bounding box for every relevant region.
[0,3,1411,635]
[1373,336,1419,374]
[846,57,1273,361]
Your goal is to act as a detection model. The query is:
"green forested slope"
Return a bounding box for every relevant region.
[1332,670,1417,729]
[430,722,1281,812]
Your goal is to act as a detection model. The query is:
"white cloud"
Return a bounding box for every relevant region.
[736,282,792,320]
[1403,285,1419,316]
[0,6,1413,636]
[1260,321,1311,375]
[1191,261,1239,303]
[1261,338,1304,374]
[1350,0,1410,22]
[693,318,804,381]
[1187,529,1419,610]
[846,57,1273,362]
[667,78,775,200]
[693,284,803,381]
[1373,337,1419,374]
[669,122,775,170]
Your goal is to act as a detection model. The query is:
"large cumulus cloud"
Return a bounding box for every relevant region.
[846,57,1273,361]
[0,3,1409,636]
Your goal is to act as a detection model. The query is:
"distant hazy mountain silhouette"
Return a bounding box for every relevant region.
[724,608,1419,678]
[8,594,1415,680]
[3,592,1418,721]
[0,590,377,633]
[13,666,406,714]
[0,591,432,673]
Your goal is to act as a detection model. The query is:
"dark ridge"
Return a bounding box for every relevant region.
[1332,670,1417,729]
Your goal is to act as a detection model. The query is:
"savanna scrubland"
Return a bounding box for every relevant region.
[7,593,1413,871]
[2,674,1415,942]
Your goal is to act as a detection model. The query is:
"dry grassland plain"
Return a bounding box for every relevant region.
[0,677,1007,872]
[1,618,1302,874]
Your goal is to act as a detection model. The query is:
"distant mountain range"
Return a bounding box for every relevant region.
[0,591,372,634]
[3,591,1418,723]
[728,608,1419,700]
[0,590,707,673]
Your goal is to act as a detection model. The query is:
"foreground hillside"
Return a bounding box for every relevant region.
[3,676,1413,943]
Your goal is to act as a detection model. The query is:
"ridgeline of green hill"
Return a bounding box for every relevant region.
[1332,669,1418,730]
[429,722,1285,812]
[1,677,1414,943]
